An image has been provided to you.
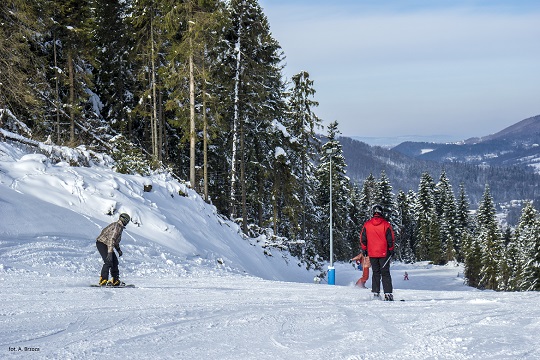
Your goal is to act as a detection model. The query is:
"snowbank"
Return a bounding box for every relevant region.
[0,139,315,283]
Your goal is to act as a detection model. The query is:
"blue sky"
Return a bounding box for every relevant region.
[259,0,540,139]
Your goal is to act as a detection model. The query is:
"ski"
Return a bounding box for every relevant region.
[369,293,403,301]
[90,284,135,288]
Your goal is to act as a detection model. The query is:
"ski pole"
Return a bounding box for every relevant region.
[382,255,392,269]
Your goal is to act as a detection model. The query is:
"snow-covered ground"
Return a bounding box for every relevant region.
[1,137,539,359]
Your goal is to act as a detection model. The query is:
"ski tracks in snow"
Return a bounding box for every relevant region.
[2,270,540,359]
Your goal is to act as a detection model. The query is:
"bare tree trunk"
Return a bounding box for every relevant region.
[68,50,75,144]
[258,177,264,227]
[159,89,164,161]
[240,113,247,234]
[53,33,61,144]
[231,15,243,219]
[150,11,159,163]
[273,191,278,235]
[301,135,306,241]
[189,37,196,190]
[202,61,209,202]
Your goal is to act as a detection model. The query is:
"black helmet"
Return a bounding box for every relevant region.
[119,213,130,226]
[372,204,384,216]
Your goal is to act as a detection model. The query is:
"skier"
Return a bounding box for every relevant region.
[360,204,395,301]
[404,271,409,280]
[350,252,370,288]
[96,213,130,286]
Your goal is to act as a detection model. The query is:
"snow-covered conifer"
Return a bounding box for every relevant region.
[515,202,540,291]
[415,172,438,262]
[476,185,504,290]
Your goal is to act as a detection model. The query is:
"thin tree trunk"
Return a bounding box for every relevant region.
[53,33,61,144]
[231,18,242,218]
[302,139,306,241]
[202,61,209,202]
[159,89,164,161]
[273,186,278,235]
[150,11,158,163]
[240,113,247,234]
[189,35,196,189]
[68,50,75,144]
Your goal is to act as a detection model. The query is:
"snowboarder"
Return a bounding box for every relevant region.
[96,213,130,286]
[404,271,409,280]
[360,204,396,301]
[350,252,370,288]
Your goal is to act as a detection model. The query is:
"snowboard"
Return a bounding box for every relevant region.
[90,284,135,288]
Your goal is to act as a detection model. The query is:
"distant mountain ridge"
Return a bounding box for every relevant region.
[464,114,540,144]
[350,134,461,148]
[339,114,540,209]
[391,114,540,169]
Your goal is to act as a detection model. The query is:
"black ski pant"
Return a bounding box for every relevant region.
[370,256,393,294]
[96,241,119,280]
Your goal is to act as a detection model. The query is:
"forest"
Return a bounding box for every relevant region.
[340,136,540,209]
[1,0,539,291]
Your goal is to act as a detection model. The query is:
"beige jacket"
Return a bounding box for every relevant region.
[96,220,125,253]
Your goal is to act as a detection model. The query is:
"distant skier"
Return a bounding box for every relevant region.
[360,204,396,301]
[404,272,409,280]
[350,252,370,288]
[96,213,130,286]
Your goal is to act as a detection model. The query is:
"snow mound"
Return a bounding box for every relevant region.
[0,137,314,283]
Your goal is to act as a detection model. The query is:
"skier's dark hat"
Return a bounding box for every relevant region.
[119,213,130,226]
[372,204,384,215]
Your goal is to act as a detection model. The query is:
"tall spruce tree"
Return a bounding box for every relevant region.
[315,121,353,261]
[455,183,471,262]
[224,0,287,232]
[191,1,226,202]
[515,202,540,291]
[502,235,519,291]
[358,173,376,225]
[396,190,416,263]
[415,172,440,262]
[435,170,459,263]
[347,183,364,257]
[286,70,322,245]
[505,202,534,290]
[463,226,483,288]
[375,170,398,230]
[476,185,504,290]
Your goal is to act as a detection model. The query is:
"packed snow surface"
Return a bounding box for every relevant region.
[1,138,539,359]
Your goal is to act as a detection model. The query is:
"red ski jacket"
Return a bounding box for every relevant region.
[360,214,395,258]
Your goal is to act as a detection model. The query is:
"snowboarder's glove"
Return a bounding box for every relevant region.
[362,249,368,257]
[117,249,123,257]
[106,252,113,262]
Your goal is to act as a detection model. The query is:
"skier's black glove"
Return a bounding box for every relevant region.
[362,249,368,257]
[388,249,395,257]
[106,252,113,262]
[117,249,123,257]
